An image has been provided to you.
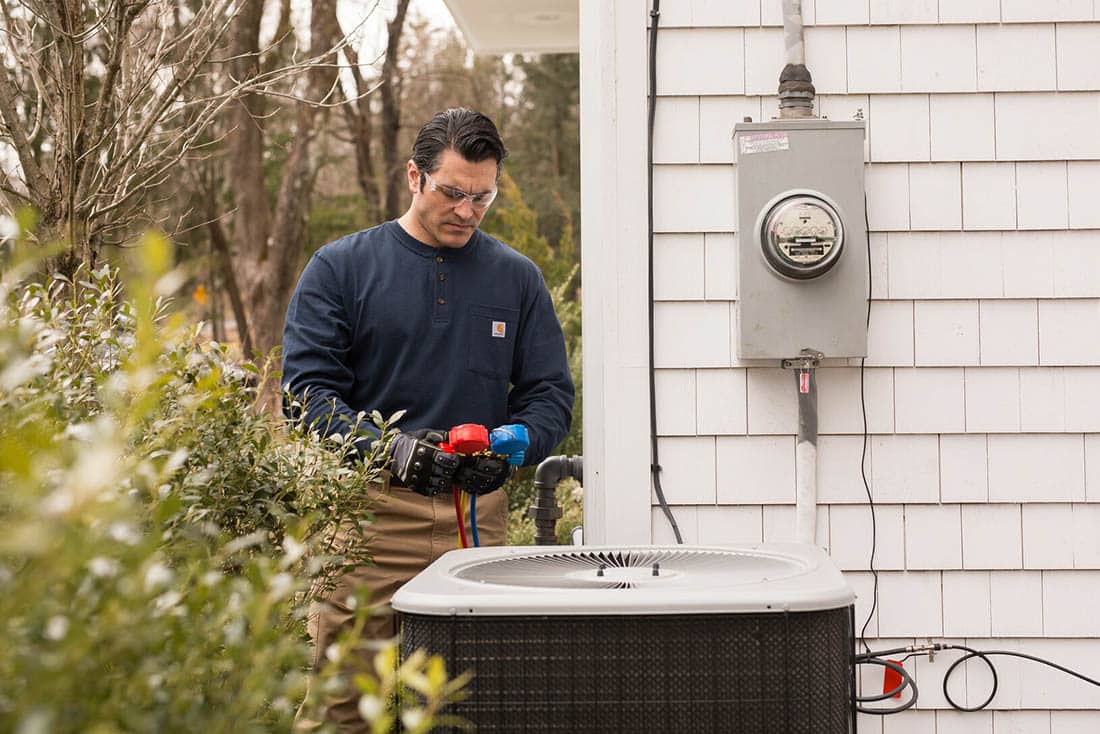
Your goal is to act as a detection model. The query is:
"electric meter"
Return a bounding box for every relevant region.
[759,193,844,280]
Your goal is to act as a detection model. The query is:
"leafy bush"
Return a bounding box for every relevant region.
[0,234,462,732]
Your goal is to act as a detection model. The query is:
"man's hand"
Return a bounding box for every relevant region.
[387,430,459,496]
[489,424,530,466]
[454,454,513,495]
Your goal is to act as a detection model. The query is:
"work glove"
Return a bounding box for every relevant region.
[387,429,459,496]
[454,454,514,495]
[489,424,530,466]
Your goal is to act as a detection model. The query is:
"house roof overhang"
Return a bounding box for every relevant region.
[441,0,579,54]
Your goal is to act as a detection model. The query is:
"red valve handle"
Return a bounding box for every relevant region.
[440,423,489,455]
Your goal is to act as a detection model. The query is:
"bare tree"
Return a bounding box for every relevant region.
[0,0,353,274]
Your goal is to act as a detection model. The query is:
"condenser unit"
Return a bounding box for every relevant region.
[392,543,856,733]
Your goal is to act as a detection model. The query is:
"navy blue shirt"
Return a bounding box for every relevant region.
[282,221,574,465]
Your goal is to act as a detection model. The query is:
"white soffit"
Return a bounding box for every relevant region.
[442,0,579,55]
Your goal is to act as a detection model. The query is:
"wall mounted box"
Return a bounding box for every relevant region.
[735,120,868,360]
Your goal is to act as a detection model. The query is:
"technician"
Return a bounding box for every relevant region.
[282,107,574,730]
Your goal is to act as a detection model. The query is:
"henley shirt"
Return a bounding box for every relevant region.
[282,220,574,465]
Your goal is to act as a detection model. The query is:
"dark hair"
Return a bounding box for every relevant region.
[410,108,508,182]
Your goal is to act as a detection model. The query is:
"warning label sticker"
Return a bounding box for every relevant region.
[739,132,789,156]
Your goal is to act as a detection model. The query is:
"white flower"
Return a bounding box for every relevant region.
[324,643,341,662]
[280,536,306,567]
[40,488,74,516]
[44,615,69,641]
[201,571,222,587]
[400,709,425,730]
[223,619,245,645]
[108,522,140,545]
[358,695,383,722]
[0,214,18,242]
[153,590,182,614]
[267,572,293,600]
[143,562,173,591]
[88,557,120,578]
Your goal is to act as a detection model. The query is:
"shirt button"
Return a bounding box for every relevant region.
[438,297,446,305]
[436,256,444,263]
[438,273,446,281]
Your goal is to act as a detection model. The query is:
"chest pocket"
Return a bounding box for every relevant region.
[466,304,519,380]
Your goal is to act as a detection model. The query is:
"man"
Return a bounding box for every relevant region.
[282,108,574,730]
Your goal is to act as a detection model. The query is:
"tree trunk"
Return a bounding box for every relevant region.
[224,0,342,365]
[226,0,270,356]
[380,0,411,220]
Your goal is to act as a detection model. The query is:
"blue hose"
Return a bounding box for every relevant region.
[469,492,480,547]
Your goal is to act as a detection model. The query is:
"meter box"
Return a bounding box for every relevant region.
[734,120,868,360]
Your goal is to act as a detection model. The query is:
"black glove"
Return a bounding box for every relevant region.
[454,454,514,495]
[387,430,459,496]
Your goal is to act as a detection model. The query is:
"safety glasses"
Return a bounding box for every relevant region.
[423,171,498,211]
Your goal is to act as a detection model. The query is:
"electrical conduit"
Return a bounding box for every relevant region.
[795,366,819,545]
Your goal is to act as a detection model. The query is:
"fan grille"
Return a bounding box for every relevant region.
[401,606,855,733]
[453,548,806,590]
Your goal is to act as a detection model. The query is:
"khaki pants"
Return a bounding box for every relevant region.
[303,478,508,732]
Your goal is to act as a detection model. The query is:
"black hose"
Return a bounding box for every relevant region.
[646,0,683,544]
[855,643,1100,715]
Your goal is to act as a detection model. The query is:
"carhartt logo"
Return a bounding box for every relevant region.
[491,321,506,338]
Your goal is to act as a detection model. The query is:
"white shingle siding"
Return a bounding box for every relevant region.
[653,368,695,435]
[980,301,1039,365]
[702,233,737,298]
[715,435,795,504]
[940,434,989,501]
[653,301,730,367]
[652,165,735,231]
[894,367,966,433]
[693,367,746,434]
[901,25,976,92]
[1016,162,1069,230]
[869,95,932,161]
[908,164,963,231]
[652,234,704,299]
[930,94,996,161]
[961,163,1017,229]
[976,24,1057,91]
[588,3,1100,726]
[652,436,715,504]
[938,0,1000,24]
[654,28,744,95]
[987,434,1085,502]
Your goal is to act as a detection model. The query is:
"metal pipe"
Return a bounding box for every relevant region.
[529,455,583,545]
[782,0,806,66]
[795,367,818,544]
[778,0,816,118]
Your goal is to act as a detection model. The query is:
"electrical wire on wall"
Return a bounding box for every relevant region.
[646,0,683,544]
[858,191,878,653]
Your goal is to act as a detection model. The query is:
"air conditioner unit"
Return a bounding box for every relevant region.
[392,543,856,733]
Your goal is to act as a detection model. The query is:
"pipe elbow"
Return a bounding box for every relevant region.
[533,455,584,490]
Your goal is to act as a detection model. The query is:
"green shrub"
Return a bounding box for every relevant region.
[0,234,462,732]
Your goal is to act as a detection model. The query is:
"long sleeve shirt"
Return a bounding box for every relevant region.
[282,220,574,465]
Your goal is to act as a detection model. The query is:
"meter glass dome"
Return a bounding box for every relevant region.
[761,195,845,280]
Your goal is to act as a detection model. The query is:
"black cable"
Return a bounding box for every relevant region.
[858,191,877,652]
[646,0,682,544]
[854,642,1100,715]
